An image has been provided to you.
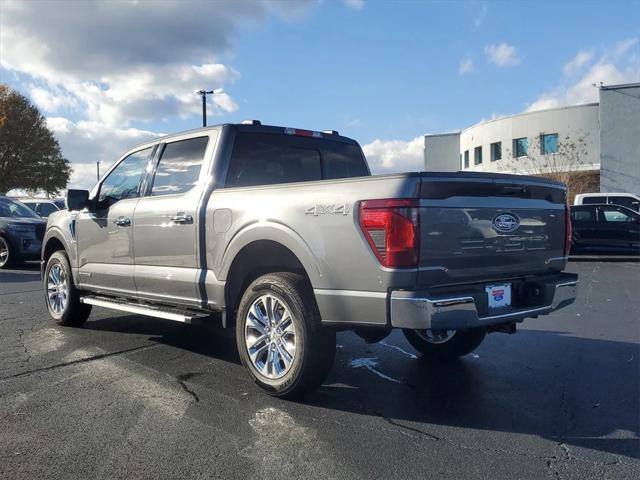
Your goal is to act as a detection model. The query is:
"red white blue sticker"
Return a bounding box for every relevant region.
[486,284,511,309]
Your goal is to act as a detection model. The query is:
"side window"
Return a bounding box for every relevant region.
[474,146,482,165]
[571,208,595,223]
[323,143,368,179]
[608,196,640,211]
[226,134,322,187]
[600,207,634,223]
[38,203,58,217]
[513,137,528,157]
[98,147,152,208]
[581,196,606,205]
[540,133,558,154]
[151,136,209,196]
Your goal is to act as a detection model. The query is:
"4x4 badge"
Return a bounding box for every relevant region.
[305,204,350,216]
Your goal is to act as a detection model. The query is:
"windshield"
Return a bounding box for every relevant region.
[0,198,41,219]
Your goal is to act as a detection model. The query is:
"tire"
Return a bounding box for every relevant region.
[44,250,92,326]
[235,272,336,398]
[403,327,486,361]
[0,236,15,269]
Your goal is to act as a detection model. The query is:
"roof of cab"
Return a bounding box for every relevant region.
[131,122,359,151]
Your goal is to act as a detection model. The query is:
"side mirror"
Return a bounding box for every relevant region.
[67,189,90,211]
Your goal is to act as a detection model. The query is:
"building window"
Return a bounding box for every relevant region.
[541,133,558,154]
[464,150,469,168]
[513,137,528,157]
[474,146,482,165]
[490,142,502,161]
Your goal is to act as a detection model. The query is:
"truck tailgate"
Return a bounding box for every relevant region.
[418,172,567,287]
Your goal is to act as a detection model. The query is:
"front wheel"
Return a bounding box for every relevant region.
[403,327,486,361]
[0,236,15,269]
[44,250,92,326]
[236,272,336,398]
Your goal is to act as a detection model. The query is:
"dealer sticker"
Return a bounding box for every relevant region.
[486,284,511,309]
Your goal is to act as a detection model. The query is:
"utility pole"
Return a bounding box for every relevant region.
[196,90,214,127]
[196,89,224,127]
[96,160,101,181]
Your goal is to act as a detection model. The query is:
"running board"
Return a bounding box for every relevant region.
[80,296,210,323]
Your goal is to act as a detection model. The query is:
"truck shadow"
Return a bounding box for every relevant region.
[83,315,241,364]
[311,329,639,460]
[79,317,638,461]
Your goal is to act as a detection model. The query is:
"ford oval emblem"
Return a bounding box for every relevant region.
[492,212,520,233]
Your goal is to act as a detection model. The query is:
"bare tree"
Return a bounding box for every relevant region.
[499,131,595,199]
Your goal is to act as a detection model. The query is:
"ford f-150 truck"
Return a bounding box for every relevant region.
[42,122,578,397]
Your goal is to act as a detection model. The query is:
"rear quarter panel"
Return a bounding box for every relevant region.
[206,174,422,290]
[204,174,422,325]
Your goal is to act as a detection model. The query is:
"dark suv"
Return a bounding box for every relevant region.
[0,196,46,268]
[570,204,640,255]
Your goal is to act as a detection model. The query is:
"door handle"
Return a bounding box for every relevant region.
[171,212,193,224]
[113,216,131,227]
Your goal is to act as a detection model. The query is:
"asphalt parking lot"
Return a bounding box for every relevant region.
[1,261,638,480]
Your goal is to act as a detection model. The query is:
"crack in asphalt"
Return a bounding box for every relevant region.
[0,343,160,382]
[16,328,31,364]
[373,409,635,473]
[374,411,440,441]
[176,372,202,403]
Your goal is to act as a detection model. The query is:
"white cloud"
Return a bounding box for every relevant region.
[29,86,78,113]
[563,50,593,75]
[474,3,488,28]
[344,0,365,11]
[0,0,314,188]
[362,136,425,174]
[45,117,162,189]
[459,57,474,75]
[527,38,640,112]
[484,42,520,67]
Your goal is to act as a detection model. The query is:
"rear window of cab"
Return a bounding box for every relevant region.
[225,132,368,188]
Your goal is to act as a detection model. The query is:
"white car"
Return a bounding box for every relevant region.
[574,192,640,212]
[17,199,65,218]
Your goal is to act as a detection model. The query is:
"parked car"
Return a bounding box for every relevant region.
[574,192,640,212]
[570,204,640,255]
[19,198,65,218]
[41,122,578,397]
[0,196,47,269]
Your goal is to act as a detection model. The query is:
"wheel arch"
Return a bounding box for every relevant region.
[42,236,66,263]
[223,239,314,328]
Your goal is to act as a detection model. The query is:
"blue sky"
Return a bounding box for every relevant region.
[1,0,639,187]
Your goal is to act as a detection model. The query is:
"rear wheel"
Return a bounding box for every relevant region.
[236,272,336,398]
[0,236,14,269]
[44,250,92,326]
[403,327,486,361]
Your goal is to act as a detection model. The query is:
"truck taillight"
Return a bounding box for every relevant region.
[359,199,420,268]
[565,203,572,257]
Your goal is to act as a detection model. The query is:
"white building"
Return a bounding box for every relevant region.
[424,83,640,196]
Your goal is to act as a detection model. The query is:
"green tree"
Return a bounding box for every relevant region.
[0,84,71,195]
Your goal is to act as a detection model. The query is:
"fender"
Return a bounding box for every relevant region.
[217,220,323,287]
[42,214,78,278]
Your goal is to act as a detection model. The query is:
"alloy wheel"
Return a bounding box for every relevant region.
[0,238,9,267]
[244,294,297,379]
[47,263,68,315]
[415,329,456,344]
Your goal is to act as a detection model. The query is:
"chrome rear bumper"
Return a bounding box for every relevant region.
[390,274,578,330]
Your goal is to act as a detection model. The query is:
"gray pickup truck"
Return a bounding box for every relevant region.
[42,122,577,397]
